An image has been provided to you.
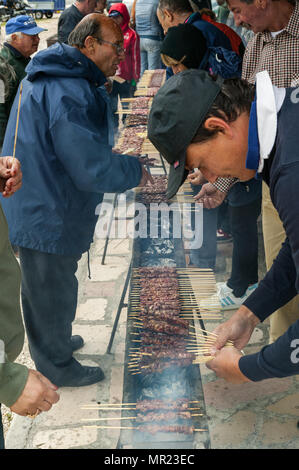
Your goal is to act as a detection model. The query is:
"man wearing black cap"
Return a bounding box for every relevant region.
[148,69,299,384]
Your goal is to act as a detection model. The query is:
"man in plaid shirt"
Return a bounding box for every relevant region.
[195,0,299,342]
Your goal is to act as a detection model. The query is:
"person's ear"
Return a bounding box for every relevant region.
[203,117,233,137]
[84,35,96,54]
[164,8,174,22]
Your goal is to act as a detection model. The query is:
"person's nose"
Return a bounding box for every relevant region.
[233,12,242,27]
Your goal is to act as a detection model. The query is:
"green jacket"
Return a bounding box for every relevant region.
[0,202,28,407]
[0,44,30,146]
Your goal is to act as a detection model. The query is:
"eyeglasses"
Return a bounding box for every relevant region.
[95,38,125,55]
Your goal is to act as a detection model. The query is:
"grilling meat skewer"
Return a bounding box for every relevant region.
[135,399,189,412]
[136,411,192,422]
[136,318,189,336]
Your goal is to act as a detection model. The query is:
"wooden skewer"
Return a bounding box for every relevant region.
[84,425,208,431]
[12,82,23,161]
[82,413,204,422]
[193,356,214,363]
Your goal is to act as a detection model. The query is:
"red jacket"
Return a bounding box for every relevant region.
[201,13,245,57]
[109,3,141,82]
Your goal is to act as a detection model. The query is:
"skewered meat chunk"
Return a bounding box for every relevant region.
[139,332,186,348]
[139,318,188,336]
[138,314,188,328]
[135,399,189,412]
[136,411,192,422]
[138,425,195,434]
[139,357,193,374]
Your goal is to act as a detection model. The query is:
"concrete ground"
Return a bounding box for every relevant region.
[2,14,299,450]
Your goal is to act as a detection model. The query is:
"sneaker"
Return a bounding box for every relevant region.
[217,229,233,243]
[217,282,258,311]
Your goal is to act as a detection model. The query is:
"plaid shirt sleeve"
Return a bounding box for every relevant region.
[212,177,239,193]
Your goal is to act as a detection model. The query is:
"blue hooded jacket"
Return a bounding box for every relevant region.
[1,43,142,256]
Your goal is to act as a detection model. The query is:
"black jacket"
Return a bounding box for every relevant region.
[239,88,299,381]
[58,5,84,44]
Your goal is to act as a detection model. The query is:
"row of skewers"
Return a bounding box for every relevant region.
[128,266,227,376]
[81,399,207,434]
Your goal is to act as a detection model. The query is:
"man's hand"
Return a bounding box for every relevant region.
[210,305,260,354]
[206,347,251,384]
[10,369,60,417]
[138,166,154,187]
[0,157,22,198]
[187,169,206,186]
[194,183,226,209]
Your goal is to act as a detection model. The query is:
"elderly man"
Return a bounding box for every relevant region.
[0,156,60,449]
[58,0,97,43]
[197,0,299,342]
[148,68,299,384]
[2,14,151,388]
[0,15,45,146]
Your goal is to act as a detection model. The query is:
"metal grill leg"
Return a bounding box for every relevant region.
[106,262,132,354]
[101,193,119,265]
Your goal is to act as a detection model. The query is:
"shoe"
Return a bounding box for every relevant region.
[217,229,233,243]
[217,282,258,310]
[70,335,84,352]
[56,360,105,387]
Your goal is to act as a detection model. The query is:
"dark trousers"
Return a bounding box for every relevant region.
[19,247,82,386]
[189,184,219,269]
[0,405,4,449]
[227,197,261,297]
[110,80,134,132]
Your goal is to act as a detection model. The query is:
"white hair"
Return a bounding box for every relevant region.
[5,31,23,43]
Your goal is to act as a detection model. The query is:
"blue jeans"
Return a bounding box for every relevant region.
[189,184,218,269]
[0,405,4,449]
[140,37,162,76]
[19,247,82,386]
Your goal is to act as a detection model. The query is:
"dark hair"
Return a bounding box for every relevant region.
[200,8,216,19]
[158,0,193,14]
[192,77,255,144]
[68,16,102,48]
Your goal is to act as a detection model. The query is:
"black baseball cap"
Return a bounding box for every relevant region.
[148,69,224,199]
[160,23,207,70]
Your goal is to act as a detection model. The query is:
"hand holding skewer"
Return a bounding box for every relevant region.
[0,156,22,197]
[138,166,155,187]
[205,346,251,384]
[193,182,226,209]
[187,169,206,186]
[205,305,260,383]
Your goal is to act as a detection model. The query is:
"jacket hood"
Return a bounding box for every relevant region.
[109,3,130,33]
[25,42,106,86]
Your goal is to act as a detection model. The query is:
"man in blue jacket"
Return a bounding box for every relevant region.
[1,14,151,388]
[148,69,299,383]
